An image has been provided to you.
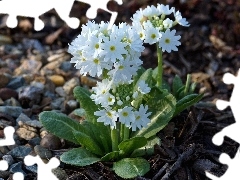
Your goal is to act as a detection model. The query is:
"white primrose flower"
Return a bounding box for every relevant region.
[91,79,112,104]
[157,4,174,15]
[163,18,173,29]
[174,10,190,27]
[80,55,112,77]
[94,108,118,129]
[138,80,151,94]
[108,58,139,85]
[131,104,151,131]
[83,33,103,57]
[143,21,161,45]
[132,21,146,41]
[131,8,145,23]
[159,29,181,53]
[143,5,160,17]
[118,106,135,127]
[124,27,145,53]
[100,32,127,63]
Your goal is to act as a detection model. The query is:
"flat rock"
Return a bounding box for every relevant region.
[7,146,32,158]
[34,145,52,159]
[0,106,22,118]
[16,128,38,140]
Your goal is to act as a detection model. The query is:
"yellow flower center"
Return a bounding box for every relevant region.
[151,34,156,39]
[93,58,100,64]
[95,44,99,49]
[110,46,116,51]
[165,38,170,44]
[136,116,141,121]
[107,111,112,117]
[122,112,128,117]
[119,65,124,70]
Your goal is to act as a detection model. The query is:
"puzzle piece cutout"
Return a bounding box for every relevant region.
[0,0,122,30]
[0,126,15,146]
[0,126,24,180]
[24,155,60,180]
[206,68,240,179]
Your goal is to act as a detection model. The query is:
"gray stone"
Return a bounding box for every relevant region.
[0,171,10,179]
[51,97,65,110]
[52,167,68,180]
[0,106,22,118]
[34,145,53,159]
[40,134,62,150]
[28,137,41,146]
[2,155,14,166]
[7,146,32,158]
[16,113,32,125]
[60,61,72,71]
[6,76,25,89]
[25,164,38,173]
[55,87,66,97]
[63,77,79,95]
[9,162,26,176]
[23,120,43,128]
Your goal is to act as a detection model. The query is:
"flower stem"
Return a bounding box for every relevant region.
[156,45,163,88]
[184,74,191,96]
[123,125,130,141]
[111,128,119,151]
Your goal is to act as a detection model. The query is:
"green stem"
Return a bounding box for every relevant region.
[156,45,163,88]
[184,74,191,96]
[111,128,119,151]
[123,125,130,141]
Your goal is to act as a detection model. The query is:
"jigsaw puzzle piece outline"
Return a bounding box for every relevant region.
[0,126,15,146]
[24,155,60,180]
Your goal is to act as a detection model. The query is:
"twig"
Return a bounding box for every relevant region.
[161,144,196,180]
[152,163,169,180]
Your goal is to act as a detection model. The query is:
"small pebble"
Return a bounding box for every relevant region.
[40,134,62,150]
[9,162,26,176]
[49,75,65,86]
[6,76,25,89]
[2,155,14,166]
[7,146,32,158]
[63,77,79,95]
[52,167,68,180]
[16,127,38,140]
[0,106,22,118]
[34,145,53,159]
[55,87,66,97]
[0,73,10,88]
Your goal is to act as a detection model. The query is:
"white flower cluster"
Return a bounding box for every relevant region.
[68,21,152,131]
[91,78,151,130]
[131,4,189,53]
[68,21,143,84]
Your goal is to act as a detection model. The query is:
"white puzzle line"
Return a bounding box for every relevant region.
[0,0,122,30]
[206,68,240,180]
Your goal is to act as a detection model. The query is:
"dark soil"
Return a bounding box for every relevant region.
[0,0,240,179]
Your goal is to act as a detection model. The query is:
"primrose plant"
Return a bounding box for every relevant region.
[39,4,203,179]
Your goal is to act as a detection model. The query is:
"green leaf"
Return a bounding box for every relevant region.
[174,93,203,117]
[81,121,111,154]
[134,87,176,138]
[132,69,153,108]
[101,151,120,161]
[39,111,88,144]
[74,108,86,117]
[113,158,150,179]
[118,137,147,157]
[74,131,104,156]
[73,86,98,123]
[60,147,100,166]
[131,136,161,157]
[172,75,183,96]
